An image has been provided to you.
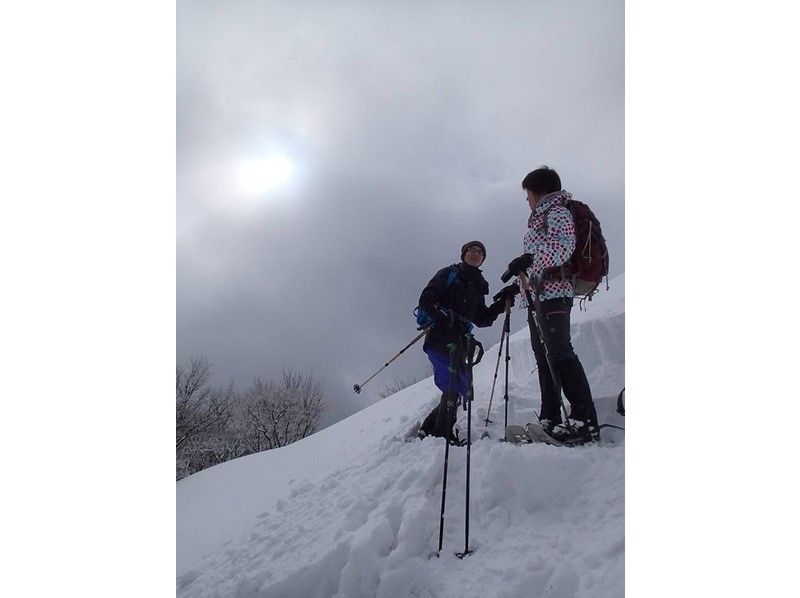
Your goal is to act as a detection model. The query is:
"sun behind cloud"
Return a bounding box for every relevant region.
[238,153,296,195]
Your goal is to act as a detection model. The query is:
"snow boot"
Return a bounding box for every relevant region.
[550,419,600,445]
[434,390,459,439]
[449,427,467,447]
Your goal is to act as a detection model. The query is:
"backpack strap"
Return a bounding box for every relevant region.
[445,265,459,288]
[581,219,593,260]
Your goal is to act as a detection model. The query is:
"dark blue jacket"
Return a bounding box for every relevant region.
[418,262,502,355]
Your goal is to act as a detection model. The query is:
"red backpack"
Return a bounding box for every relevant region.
[542,199,609,299]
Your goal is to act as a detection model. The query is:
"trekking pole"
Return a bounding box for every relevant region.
[433,340,460,556]
[484,300,511,426]
[503,303,511,431]
[457,334,482,559]
[519,273,571,426]
[353,326,430,394]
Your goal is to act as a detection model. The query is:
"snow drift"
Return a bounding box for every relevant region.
[177,274,625,597]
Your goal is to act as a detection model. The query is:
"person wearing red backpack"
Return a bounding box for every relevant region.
[502,166,601,444]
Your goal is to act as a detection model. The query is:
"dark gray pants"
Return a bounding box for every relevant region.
[527,297,597,426]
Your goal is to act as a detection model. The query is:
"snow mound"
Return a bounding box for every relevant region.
[177,273,625,598]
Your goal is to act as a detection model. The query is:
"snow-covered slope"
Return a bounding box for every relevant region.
[177,273,625,598]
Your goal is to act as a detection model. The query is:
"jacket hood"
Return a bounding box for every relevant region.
[529,191,572,227]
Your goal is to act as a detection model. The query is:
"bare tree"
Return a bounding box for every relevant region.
[377,364,433,399]
[238,368,326,451]
[377,374,424,399]
[176,433,249,480]
[176,361,328,480]
[176,357,233,450]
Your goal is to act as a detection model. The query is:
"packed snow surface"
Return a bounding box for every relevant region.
[177,274,625,597]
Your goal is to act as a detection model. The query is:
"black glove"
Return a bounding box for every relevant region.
[493,283,520,304]
[434,307,456,328]
[487,298,506,319]
[506,254,533,276]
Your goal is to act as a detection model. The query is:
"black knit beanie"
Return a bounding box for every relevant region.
[460,240,486,265]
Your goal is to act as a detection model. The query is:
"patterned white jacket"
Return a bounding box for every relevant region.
[519,191,576,306]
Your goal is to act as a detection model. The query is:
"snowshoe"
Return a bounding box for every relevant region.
[504,421,595,447]
[525,422,564,446]
[505,424,532,444]
[550,420,600,446]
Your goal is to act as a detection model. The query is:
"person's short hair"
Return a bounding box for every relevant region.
[521,166,561,195]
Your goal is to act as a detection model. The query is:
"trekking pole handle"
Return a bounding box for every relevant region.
[471,338,484,367]
[518,272,533,293]
[501,264,536,284]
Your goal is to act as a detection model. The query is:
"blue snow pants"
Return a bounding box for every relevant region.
[425,347,471,398]
[419,348,472,439]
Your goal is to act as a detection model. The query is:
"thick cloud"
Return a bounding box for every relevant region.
[177,0,624,424]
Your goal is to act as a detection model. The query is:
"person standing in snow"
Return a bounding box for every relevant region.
[504,166,600,444]
[414,241,518,442]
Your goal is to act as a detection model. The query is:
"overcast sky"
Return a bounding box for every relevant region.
[177,0,624,425]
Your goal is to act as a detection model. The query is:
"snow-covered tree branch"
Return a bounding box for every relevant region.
[177,360,327,480]
[237,368,326,451]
